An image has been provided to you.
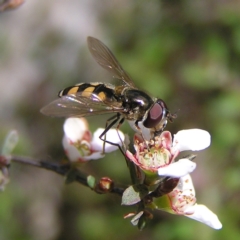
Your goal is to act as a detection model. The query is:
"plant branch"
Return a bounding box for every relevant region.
[10,155,125,196]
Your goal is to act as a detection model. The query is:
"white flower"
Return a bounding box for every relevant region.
[91,128,125,153]
[172,129,211,152]
[127,128,209,178]
[126,131,175,173]
[63,117,89,143]
[158,159,196,178]
[185,204,222,229]
[156,128,210,178]
[152,174,222,229]
[62,117,124,162]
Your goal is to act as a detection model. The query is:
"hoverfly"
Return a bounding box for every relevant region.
[41,37,175,150]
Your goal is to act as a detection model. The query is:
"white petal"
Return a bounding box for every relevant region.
[185,204,222,229]
[91,128,125,153]
[178,173,195,195]
[63,136,103,161]
[173,129,211,152]
[158,159,196,178]
[83,152,105,160]
[63,118,88,142]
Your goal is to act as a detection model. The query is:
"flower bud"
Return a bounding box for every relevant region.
[95,177,114,194]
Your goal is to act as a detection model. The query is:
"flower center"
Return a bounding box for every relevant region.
[139,147,171,171]
[168,189,196,215]
[74,140,91,157]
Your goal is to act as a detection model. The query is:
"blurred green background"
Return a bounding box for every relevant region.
[0,0,240,239]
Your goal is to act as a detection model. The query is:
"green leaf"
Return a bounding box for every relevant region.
[121,184,149,206]
[1,130,19,155]
[151,194,173,213]
[87,175,96,189]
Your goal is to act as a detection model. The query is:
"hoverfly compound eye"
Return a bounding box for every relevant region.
[143,99,168,128]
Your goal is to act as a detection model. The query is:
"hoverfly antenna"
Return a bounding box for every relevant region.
[167,109,178,123]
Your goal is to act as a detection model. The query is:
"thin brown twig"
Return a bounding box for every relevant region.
[10,155,125,195]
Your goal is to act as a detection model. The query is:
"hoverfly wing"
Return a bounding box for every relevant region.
[40,93,123,118]
[87,36,136,88]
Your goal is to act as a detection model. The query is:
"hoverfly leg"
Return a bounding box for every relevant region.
[100,114,120,154]
[115,117,126,153]
[99,113,125,155]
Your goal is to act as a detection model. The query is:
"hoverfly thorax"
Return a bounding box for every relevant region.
[121,89,154,121]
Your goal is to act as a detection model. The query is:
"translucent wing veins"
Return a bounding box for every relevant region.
[87,36,136,88]
[40,93,124,118]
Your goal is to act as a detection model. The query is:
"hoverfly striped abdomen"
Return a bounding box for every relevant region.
[59,83,119,103]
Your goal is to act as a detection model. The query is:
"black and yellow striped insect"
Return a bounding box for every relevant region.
[41,37,175,147]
